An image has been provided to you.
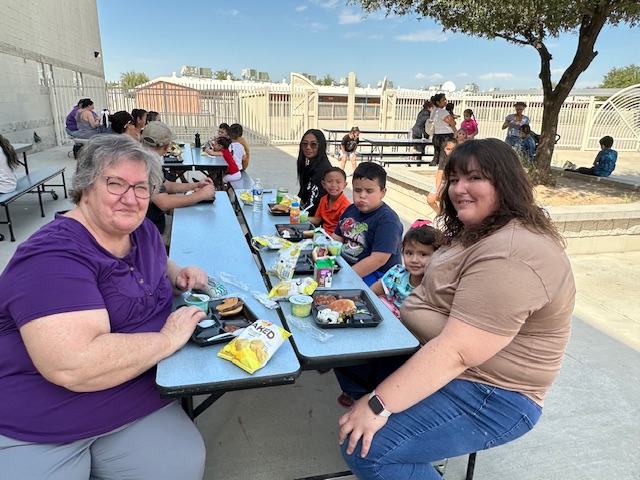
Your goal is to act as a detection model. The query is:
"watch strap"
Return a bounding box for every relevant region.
[368,390,392,417]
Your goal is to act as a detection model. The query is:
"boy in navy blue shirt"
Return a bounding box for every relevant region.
[332,162,403,286]
[568,135,618,177]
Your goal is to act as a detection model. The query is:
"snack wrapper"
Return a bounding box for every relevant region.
[251,235,292,251]
[217,320,291,374]
[266,239,312,280]
[279,194,300,207]
[239,190,253,205]
[268,277,318,300]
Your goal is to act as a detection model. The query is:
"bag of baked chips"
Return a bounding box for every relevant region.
[217,320,291,374]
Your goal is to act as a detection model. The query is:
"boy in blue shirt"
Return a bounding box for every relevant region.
[569,136,618,177]
[516,124,537,164]
[332,162,403,286]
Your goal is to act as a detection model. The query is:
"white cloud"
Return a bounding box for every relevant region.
[295,5,307,11]
[339,10,363,25]
[457,72,469,78]
[308,22,329,32]
[550,67,565,75]
[479,72,514,79]
[311,0,339,9]
[395,30,447,43]
[229,9,239,16]
[415,73,444,80]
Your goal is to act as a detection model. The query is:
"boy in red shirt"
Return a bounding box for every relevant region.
[308,167,350,236]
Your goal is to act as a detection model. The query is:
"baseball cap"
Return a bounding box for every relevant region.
[142,121,175,147]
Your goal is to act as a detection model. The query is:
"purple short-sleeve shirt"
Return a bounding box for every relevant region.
[0,215,173,443]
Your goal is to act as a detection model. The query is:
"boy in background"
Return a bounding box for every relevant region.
[308,167,351,236]
[516,124,537,164]
[230,123,250,170]
[332,162,403,286]
[568,135,617,177]
[228,126,247,174]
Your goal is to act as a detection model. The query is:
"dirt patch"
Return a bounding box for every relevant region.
[413,171,639,206]
[534,176,639,206]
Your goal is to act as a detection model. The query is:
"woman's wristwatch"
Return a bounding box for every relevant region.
[368,390,392,417]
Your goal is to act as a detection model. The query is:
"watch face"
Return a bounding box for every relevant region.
[368,395,385,415]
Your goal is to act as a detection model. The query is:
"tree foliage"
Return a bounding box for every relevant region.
[600,64,640,88]
[316,74,337,86]
[214,69,238,81]
[350,0,640,181]
[119,71,149,91]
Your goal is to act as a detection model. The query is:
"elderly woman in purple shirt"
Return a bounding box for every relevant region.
[0,135,207,480]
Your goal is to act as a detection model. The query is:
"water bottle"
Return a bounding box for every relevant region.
[252,178,263,213]
[194,133,201,148]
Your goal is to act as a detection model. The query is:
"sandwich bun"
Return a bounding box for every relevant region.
[327,298,357,318]
[216,297,244,317]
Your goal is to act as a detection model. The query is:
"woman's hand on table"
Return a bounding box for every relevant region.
[338,396,388,458]
[174,265,208,291]
[160,306,207,352]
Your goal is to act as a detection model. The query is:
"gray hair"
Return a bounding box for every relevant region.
[70,134,163,204]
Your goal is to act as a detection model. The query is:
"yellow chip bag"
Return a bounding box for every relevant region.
[218,320,292,374]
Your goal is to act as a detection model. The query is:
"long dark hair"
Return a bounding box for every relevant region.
[296,129,328,187]
[0,134,19,170]
[439,138,564,247]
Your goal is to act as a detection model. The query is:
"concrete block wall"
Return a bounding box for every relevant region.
[0,0,105,149]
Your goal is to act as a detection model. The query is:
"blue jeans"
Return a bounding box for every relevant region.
[362,270,384,287]
[335,355,410,400]
[342,379,542,480]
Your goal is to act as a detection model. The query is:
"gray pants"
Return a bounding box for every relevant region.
[0,402,205,480]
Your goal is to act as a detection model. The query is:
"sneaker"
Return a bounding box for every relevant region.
[432,459,448,476]
[337,393,355,408]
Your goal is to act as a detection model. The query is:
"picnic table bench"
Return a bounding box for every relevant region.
[0,166,67,241]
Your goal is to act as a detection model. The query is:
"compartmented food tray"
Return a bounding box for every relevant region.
[188,298,257,346]
[163,155,183,163]
[294,250,341,275]
[275,223,312,241]
[267,203,290,216]
[311,289,383,328]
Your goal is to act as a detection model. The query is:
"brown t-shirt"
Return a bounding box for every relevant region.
[401,221,575,405]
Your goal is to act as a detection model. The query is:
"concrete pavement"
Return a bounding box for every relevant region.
[0,143,638,479]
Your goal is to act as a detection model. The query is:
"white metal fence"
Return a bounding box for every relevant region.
[68,80,638,152]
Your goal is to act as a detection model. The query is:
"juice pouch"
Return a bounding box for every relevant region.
[218,320,292,374]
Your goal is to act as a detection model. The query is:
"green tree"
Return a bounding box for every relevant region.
[120,71,149,92]
[600,64,640,88]
[214,69,238,81]
[351,0,640,181]
[316,74,337,86]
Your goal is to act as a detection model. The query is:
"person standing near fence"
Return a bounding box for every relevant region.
[502,102,530,147]
[429,94,456,167]
[339,126,360,174]
[411,101,434,158]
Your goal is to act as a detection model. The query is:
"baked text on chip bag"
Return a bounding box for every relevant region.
[218,320,292,374]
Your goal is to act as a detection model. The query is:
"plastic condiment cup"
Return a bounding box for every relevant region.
[328,241,342,256]
[185,293,210,313]
[289,294,313,317]
[300,210,309,222]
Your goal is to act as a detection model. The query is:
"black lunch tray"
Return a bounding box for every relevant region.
[163,155,183,163]
[268,202,290,216]
[294,250,341,275]
[311,289,383,328]
[187,298,256,346]
[275,223,312,242]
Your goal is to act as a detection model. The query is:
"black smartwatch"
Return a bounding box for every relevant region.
[368,390,392,418]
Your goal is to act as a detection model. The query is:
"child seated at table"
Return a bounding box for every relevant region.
[332,162,403,286]
[230,123,250,170]
[203,123,230,156]
[216,137,241,184]
[369,220,441,319]
[308,167,351,236]
[228,127,246,178]
[0,134,19,194]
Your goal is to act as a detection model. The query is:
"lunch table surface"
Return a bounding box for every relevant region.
[155,192,301,401]
[237,190,420,370]
[11,142,33,174]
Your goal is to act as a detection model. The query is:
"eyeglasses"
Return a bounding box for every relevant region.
[300,141,319,148]
[411,219,432,228]
[104,176,154,199]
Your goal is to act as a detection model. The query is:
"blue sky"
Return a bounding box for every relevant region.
[96,0,639,91]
